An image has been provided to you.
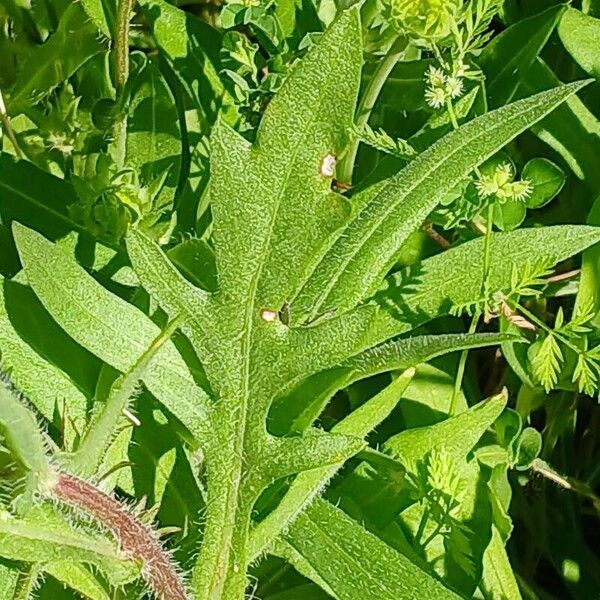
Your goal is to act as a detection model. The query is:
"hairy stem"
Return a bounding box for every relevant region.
[532,459,600,515]
[13,565,41,600]
[113,0,135,168]
[339,36,406,183]
[52,472,189,600]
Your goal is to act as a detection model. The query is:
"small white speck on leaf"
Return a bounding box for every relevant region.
[320,154,337,177]
[260,309,278,322]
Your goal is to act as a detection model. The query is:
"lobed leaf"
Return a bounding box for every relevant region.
[271,332,519,436]
[210,7,361,309]
[249,370,415,560]
[385,393,507,464]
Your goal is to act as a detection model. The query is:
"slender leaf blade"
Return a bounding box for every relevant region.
[291,81,590,322]
[284,498,463,600]
[13,224,210,441]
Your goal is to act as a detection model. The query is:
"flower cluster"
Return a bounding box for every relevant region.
[475,162,533,202]
[424,64,465,109]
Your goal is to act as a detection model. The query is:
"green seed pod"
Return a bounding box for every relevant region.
[390,0,462,43]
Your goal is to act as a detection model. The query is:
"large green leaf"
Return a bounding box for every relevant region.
[558,8,600,80]
[290,81,588,322]
[12,223,210,441]
[369,225,600,342]
[6,4,106,115]
[480,5,566,108]
[283,498,462,600]
[0,278,92,430]
[209,8,361,310]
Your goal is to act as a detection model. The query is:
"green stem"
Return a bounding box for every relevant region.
[510,301,581,354]
[479,204,494,317]
[482,206,493,276]
[0,88,23,158]
[449,312,479,415]
[449,205,491,414]
[420,521,444,550]
[13,565,41,600]
[414,506,431,549]
[192,439,253,600]
[113,0,135,169]
[445,97,459,130]
[356,447,405,471]
[339,36,407,183]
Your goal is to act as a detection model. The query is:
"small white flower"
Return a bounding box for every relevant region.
[475,176,497,198]
[320,154,337,177]
[510,179,534,202]
[425,85,447,109]
[425,66,446,88]
[445,76,464,99]
[475,162,533,203]
[495,162,513,184]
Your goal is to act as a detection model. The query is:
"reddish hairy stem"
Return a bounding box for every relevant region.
[52,472,189,600]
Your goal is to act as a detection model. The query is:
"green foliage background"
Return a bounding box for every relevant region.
[0,0,599,598]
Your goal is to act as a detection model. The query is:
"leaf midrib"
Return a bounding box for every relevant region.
[209,51,345,589]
